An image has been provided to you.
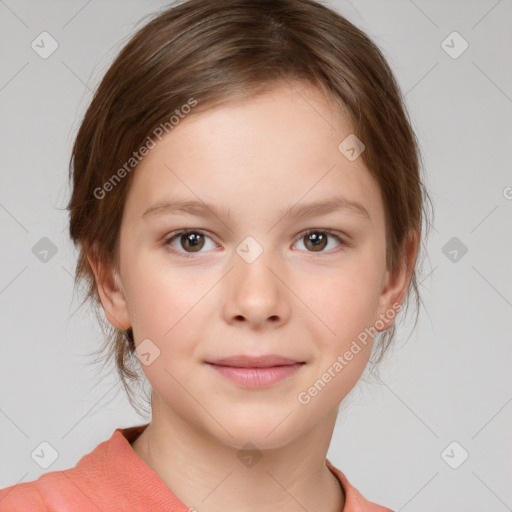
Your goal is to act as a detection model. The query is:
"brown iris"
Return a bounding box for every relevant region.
[179,232,205,252]
[303,232,328,252]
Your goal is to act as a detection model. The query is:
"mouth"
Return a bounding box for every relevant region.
[205,355,306,388]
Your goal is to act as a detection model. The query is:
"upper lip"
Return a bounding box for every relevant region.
[206,355,304,368]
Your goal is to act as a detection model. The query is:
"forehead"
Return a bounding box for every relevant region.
[123,82,383,226]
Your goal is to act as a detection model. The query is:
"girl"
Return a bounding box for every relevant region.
[0,0,431,510]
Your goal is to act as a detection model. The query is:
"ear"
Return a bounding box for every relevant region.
[87,246,131,331]
[375,231,419,332]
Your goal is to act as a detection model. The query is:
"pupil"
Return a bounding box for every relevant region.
[179,232,328,253]
[307,232,327,251]
[183,233,203,252]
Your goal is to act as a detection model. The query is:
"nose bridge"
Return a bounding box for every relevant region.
[223,235,289,326]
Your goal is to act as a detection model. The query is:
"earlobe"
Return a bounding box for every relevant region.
[87,248,131,331]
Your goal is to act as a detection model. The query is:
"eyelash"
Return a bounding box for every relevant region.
[162,228,348,259]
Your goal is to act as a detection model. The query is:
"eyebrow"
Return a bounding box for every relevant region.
[141,196,370,221]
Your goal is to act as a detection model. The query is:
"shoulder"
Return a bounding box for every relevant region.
[0,430,115,512]
[0,482,44,511]
[0,470,70,512]
[326,459,395,512]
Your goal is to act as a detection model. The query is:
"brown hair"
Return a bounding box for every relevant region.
[67,0,432,415]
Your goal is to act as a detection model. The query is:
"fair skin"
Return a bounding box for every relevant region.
[89,82,416,512]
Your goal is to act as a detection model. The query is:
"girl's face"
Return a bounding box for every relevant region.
[94,82,409,449]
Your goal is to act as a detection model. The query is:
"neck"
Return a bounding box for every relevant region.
[131,393,345,512]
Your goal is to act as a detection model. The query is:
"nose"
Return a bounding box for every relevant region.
[222,250,291,330]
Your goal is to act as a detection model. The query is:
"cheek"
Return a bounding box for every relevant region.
[124,255,222,369]
[122,251,194,341]
[296,270,380,411]
[124,266,208,391]
[303,259,383,349]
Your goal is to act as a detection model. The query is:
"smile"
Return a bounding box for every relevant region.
[205,355,305,388]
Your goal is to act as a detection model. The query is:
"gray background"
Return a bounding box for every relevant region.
[1,0,511,510]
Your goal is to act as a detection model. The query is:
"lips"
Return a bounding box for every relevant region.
[205,355,305,388]
[206,355,304,368]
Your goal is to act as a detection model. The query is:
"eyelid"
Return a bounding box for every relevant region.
[163,227,349,258]
[163,228,219,259]
[292,228,348,253]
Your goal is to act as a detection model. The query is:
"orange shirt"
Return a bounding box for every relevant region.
[0,424,393,511]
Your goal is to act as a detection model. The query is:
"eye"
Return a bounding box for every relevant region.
[163,228,347,258]
[164,229,218,257]
[293,229,346,254]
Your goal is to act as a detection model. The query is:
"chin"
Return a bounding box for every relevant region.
[208,411,307,452]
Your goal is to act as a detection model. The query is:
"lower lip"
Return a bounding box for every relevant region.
[206,363,304,388]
